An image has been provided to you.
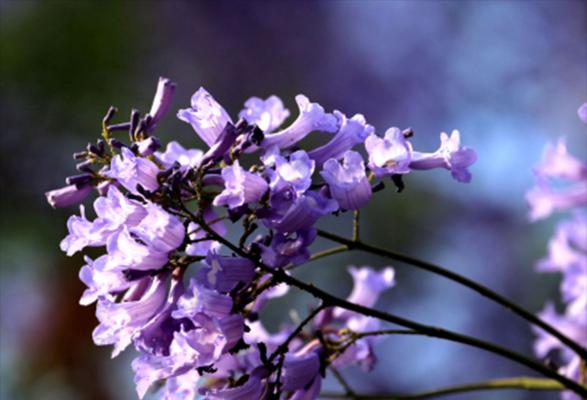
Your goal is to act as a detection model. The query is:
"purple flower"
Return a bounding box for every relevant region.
[269,149,316,194]
[105,227,170,271]
[45,183,92,209]
[410,130,477,183]
[533,303,586,360]
[290,375,321,400]
[260,229,317,268]
[333,266,395,320]
[198,252,256,293]
[147,77,176,131]
[203,375,265,400]
[578,102,587,124]
[308,112,373,165]
[78,255,131,306]
[321,151,372,210]
[131,202,185,253]
[213,161,268,209]
[156,141,203,170]
[136,137,161,157]
[60,186,147,256]
[172,279,233,320]
[533,139,587,182]
[526,183,587,222]
[264,190,338,233]
[364,127,412,177]
[261,95,338,149]
[281,351,321,392]
[538,213,587,274]
[105,147,160,194]
[93,274,169,357]
[177,87,232,147]
[239,95,290,133]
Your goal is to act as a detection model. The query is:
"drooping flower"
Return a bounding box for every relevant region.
[261,95,338,149]
[321,151,372,210]
[147,77,176,131]
[410,130,477,183]
[45,183,93,209]
[177,88,232,147]
[364,127,412,177]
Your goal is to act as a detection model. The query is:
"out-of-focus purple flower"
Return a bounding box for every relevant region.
[333,266,395,320]
[213,161,268,209]
[281,351,321,392]
[264,191,338,233]
[198,252,256,294]
[156,141,203,170]
[105,147,160,194]
[526,183,587,222]
[161,370,199,400]
[532,303,586,360]
[578,103,587,124]
[321,151,372,210]
[93,274,169,357]
[308,112,373,165]
[410,130,477,183]
[364,127,412,177]
[260,228,317,268]
[45,183,92,209]
[290,375,321,400]
[147,77,176,131]
[533,139,587,181]
[178,88,232,147]
[261,95,338,149]
[239,95,290,133]
[538,213,587,274]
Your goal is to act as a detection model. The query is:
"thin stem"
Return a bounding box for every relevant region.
[195,218,587,397]
[317,229,587,362]
[286,245,348,271]
[352,210,360,242]
[318,377,565,399]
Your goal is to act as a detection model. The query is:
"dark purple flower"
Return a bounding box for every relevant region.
[45,183,92,209]
[198,252,256,293]
[260,229,317,268]
[321,151,372,210]
[172,279,233,320]
[281,351,321,392]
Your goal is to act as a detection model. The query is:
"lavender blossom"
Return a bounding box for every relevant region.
[526,183,587,222]
[177,87,232,147]
[78,255,131,306]
[45,183,92,209]
[156,141,203,170]
[239,95,290,133]
[147,77,176,131]
[578,103,587,124]
[410,130,477,183]
[260,229,317,268]
[198,252,256,293]
[308,112,373,165]
[213,161,268,209]
[105,147,160,194]
[364,127,413,177]
[261,95,338,149]
[269,149,316,194]
[281,351,321,392]
[321,151,372,210]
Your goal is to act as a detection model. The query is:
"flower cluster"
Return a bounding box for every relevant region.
[528,103,587,400]
[46,78,476,399]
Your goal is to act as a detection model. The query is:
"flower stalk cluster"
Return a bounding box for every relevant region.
[45,78,587,399]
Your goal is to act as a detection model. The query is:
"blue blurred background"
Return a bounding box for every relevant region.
[1,1,586,399]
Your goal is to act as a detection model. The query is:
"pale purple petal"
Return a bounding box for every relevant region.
[239,95,290,133]
[365,127,412,176]
[321,151,372,210]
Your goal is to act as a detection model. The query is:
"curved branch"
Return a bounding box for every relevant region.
[319,376,565,399]
[316,229,587,361]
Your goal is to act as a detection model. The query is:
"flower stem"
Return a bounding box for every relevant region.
[319,377,565,399]
[316,228,587,362]
[195,218,587,397]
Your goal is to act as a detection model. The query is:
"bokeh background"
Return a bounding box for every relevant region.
[1,1,586,399]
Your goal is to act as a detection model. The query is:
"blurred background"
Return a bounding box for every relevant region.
[1,1,586,399]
